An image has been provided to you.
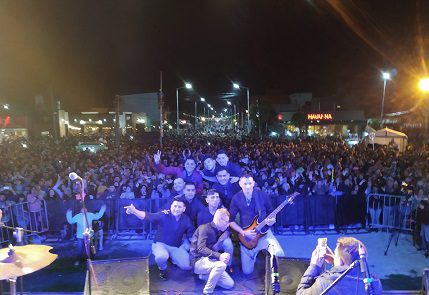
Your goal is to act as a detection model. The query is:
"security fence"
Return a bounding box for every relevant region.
[0,200,49,245]
[366,193,419,232]
[0,193,420,244]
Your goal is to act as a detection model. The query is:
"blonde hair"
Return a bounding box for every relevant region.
[336,237,366,265]
[216,208,230,218]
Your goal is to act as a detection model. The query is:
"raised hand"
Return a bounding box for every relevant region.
[153,150,162,164]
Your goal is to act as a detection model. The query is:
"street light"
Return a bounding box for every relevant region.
[380,72,391,127]
[176,82,192,131]
[419,77,429,92]
[3,104,9,110]
[233,82,250,134]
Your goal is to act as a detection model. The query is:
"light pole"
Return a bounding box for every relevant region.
[233,83,250,134]
[200,97,206,117]
[419,77,429,139]
[380,72,391,127]
[176,82,192,131]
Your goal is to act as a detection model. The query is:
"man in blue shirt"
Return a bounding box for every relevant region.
[66,204,106,266]
[163,182,205,227]
[124,196,194,280]
[215,150,243,178]
[229,174,285,274]
[212,168,241,209]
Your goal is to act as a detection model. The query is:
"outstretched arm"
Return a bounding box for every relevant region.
[124,204,146,220]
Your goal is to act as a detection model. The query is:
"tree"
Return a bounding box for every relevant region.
[291,112,307,135]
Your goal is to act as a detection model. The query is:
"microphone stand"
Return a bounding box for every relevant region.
[320,260,360,295]
[76,177,98,295]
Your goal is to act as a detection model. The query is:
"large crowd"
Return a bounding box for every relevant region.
[0,134,428,253]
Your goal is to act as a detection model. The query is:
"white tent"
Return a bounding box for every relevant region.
[370,127,408,152]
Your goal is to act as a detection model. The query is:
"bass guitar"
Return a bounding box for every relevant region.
[238,192,299,250]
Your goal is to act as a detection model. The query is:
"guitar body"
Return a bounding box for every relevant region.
[235,192,299,250]
[238,215,267,250]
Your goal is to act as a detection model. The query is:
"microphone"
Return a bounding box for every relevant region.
[269,244,280,294]
[69,172,82,181]
[359,243,374,295]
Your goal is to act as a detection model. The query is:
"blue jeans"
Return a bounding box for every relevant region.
[240,230,285,274]
[151,241,191,271]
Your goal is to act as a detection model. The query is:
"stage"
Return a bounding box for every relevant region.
[1,231,427,294]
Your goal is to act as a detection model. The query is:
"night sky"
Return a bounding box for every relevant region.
[0,0,428,116]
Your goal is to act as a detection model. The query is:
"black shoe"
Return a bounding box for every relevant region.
[159,269,168,280]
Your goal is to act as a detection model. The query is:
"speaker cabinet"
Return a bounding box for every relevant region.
[85,257,150,295]
[265,257,310,295]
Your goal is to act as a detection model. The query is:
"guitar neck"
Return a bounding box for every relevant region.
[255,193,296,231]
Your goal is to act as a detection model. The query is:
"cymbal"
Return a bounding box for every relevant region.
[0,245,58,280]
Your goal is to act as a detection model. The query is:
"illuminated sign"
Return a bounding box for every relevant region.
[307,113,333,120]
[0,116,11,128]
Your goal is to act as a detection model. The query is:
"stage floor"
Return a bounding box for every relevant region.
[2,231,426,294]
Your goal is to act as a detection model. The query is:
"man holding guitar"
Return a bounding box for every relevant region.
[229,174,286,275]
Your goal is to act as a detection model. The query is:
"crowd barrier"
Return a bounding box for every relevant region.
[0,200,49,245]
[0,193,420,244]
[366,193,419,232]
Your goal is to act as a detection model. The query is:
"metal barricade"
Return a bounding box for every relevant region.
[367,193,419,255]
[366,193,418,231]
[0,200,49,245]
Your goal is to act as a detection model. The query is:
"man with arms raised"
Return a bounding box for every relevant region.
[229,174,284,274]
[190,208,235,294]
[124,196,194,280]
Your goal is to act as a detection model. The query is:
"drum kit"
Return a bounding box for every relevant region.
[0,224,58,295]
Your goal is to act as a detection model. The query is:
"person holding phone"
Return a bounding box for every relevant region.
[297,237,382,295]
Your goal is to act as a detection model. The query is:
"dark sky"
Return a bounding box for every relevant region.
[0,0,428,115]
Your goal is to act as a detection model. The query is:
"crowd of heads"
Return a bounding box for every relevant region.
[1,134,429,213]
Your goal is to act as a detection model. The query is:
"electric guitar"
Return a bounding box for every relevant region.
[238,192,299,250]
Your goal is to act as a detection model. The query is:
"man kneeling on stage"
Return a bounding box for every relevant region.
[124,196,194,280]
[297,237,382,295]
[190,208,234,294]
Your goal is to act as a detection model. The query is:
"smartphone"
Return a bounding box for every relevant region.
[318,238,327,255]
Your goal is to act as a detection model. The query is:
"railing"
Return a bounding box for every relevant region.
[0,193,420,244]
[366,193,419,232]
[0,200,49,245]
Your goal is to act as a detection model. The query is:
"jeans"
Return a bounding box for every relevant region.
[240,230,285,274]
[151,241,191,271]
[213,238,234,266]
[194,257,234,294]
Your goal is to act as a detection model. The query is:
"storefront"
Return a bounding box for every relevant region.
[282,110,366,138]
